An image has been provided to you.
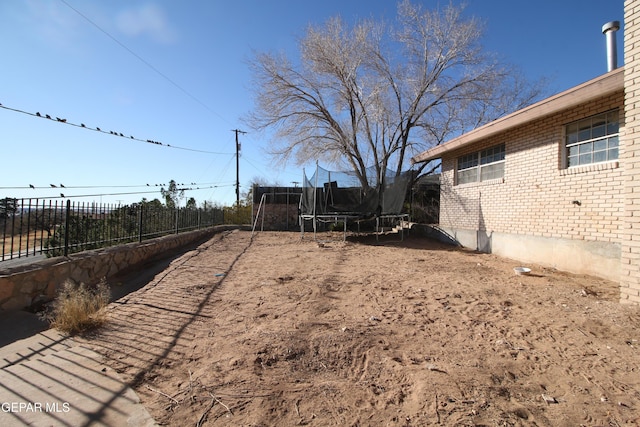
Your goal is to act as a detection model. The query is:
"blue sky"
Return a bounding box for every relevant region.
[0,0,623,207]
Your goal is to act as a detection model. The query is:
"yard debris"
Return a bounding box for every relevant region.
[541,394,558,404]
[425,363,447,373]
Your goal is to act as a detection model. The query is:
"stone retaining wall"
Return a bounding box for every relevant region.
[0,226,239,311]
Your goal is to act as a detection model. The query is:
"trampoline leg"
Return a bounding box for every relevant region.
[343,217,346,242]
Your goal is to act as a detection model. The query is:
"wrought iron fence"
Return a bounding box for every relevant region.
[0,198,225,262]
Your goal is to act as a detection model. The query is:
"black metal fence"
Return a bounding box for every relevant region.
[0,198,225,262]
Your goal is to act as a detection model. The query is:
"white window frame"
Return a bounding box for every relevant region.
[456,143,505,185]
[565,109,619,168]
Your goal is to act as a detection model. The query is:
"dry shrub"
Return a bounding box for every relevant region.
[46,279,110,334]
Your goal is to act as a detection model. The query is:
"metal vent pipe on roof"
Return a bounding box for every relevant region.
[602,21,620,72]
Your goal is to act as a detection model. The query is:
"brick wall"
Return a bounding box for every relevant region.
[439,92,624,247]
[621,0,640,304]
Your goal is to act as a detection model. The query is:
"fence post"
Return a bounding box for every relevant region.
[138,204,144,243]
[175,208,179,234]
[63,199,71,257]
[25,199,32,257]
[9,199,17,259]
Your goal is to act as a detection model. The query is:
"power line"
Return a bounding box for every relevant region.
[242,155,267,176]
[59,0,230,125]
[202,154,237,202]
[3,184,236,200]
[0,181,235,191]
[0,103,234,155]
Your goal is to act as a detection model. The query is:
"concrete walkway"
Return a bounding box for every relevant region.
[0,324,157,426]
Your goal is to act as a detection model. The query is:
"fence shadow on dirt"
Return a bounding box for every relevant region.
[84,230,252,393]
[0,231,253,427]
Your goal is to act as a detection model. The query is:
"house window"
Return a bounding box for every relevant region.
[566,109,619,167]
[456,143,505,185]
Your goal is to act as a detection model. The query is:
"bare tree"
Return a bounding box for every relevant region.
[246,1,544,189]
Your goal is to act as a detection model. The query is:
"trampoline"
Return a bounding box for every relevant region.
[299,164,411,241]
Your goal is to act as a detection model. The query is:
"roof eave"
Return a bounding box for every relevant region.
[411,67,625,164]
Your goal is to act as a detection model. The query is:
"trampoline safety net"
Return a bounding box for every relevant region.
[300,164,412,217]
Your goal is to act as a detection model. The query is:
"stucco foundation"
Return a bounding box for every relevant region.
[423,225,620,282]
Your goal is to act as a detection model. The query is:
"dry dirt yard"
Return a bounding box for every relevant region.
[80,229,640,426]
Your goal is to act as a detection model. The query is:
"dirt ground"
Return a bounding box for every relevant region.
[79,229,640,426]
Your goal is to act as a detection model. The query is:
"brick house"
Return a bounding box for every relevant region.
[412,1,640,304]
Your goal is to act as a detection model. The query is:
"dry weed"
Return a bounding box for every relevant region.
[45,279,110,334]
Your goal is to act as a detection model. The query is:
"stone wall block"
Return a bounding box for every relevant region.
[93,254,113,279]
[19,280,36,295]
[107,260,122,278]
[113,250,127,267]
[46,279,57,298]
[0,227,223,311]
[72,259,93,285]
[0,279,15,303]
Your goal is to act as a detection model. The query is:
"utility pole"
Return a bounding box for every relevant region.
[232,129,246,213]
